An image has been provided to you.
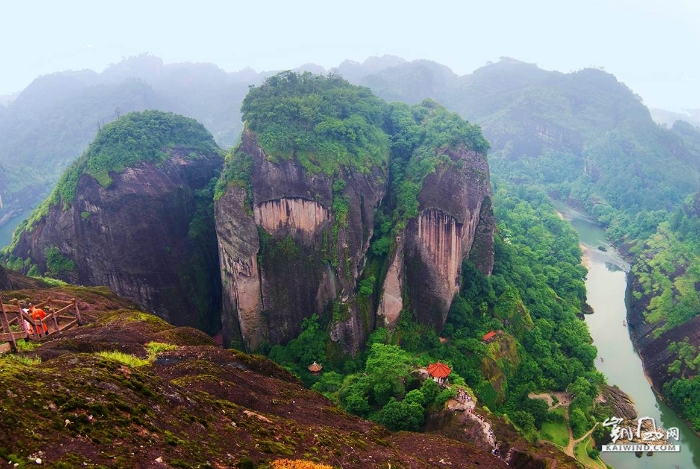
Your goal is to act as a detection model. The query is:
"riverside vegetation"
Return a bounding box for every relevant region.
[3,63,692,465]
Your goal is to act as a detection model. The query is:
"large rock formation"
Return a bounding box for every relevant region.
[217,73,494,352]
[217,129,386,351]
[6,111,223,332]
[403,148,494,328]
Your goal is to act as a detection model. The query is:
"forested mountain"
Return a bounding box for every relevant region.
[4,111,224,332]
[3,53,700,438]
[341,56,700,431]
[3,72,624,467]
[0,55,249,223]
[360,58,700,432]
[356,58,700,241]
[215,72,493,353]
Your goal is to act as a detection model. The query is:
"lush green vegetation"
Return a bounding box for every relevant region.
[240,71,390,176]
[44,245,75,277]
[631,224,700,335]
[96,350,150,367]
[267,181,611,439]
[179,177,223,334]
[365,59,700,432]
[67,110,217,198]
[540,407,569,446]
[21,110,218,226]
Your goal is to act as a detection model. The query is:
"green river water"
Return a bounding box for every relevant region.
[555,201,700,469]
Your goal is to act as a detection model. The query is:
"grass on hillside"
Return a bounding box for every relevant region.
[97,350,150,367]
[540,407,569,447]
[574,436,605,469]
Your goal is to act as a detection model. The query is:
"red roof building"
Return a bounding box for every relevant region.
[427,361,452,379]
[308,362,323,373]
[482,331,497,342]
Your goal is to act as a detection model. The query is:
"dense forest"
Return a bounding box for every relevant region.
[3,54,700,444]
[356,57,700,430]
[267,179,610,448]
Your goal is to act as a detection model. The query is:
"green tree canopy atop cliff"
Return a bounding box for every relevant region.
[51,111,219,205]
[18,110,220,233]
[240,71,391,175]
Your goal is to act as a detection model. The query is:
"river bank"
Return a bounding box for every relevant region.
[554,201,700,469]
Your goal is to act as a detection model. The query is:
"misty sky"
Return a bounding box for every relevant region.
[2,0,699,111]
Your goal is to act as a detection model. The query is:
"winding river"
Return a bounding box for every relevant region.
[555,202,700,469]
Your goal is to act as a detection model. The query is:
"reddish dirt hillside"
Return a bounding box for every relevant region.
[0,284,514,469]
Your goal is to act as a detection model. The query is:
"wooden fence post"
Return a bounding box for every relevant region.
[50,308,59,334]
[0,300,18,353]
[73,299,83,326]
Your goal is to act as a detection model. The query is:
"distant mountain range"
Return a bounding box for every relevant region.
[1,53,699,238]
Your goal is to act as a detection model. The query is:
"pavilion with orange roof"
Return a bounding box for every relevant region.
[427,360,452,385]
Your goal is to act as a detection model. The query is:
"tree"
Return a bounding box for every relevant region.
[569,408,589,438]
[364,343,414,404]
[511,410,536,433]
[373,397,424,432]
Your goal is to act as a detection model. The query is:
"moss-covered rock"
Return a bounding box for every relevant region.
[0,283,514,468]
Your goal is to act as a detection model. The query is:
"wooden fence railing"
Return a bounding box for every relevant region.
[0,298,83,353]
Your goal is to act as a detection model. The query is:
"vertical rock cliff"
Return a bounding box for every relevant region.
[5,111,223,332]
[216,129,386,352]
[215,73,391,352]
[216,74,494,352]
[376,111,494,331]
[403,147,494,328]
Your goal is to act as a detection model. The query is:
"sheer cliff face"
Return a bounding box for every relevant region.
[11,149,223,331]
[628,269,700,393]
[219,128,495,351]
[380,148,494,330]
[216,131,386,351]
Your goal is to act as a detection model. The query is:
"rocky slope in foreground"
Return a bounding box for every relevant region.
[0,281,581,469]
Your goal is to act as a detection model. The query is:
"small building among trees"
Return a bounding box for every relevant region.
[482,331,497,343]
[427,361,451,385]
[308,361,323,375]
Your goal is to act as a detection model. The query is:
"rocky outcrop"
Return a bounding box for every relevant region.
[216,183,264,350]
[377,239,405,326]
[627,266,700,394]
[403,148,494,329]
[216,130,386,351]
[216,75,494,351]
[600,384,637,420]
[9,148,223,332]
[255,198,330,235]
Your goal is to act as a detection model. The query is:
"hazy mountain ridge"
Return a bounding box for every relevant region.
[3,54,699,406]
[0,55,251,222]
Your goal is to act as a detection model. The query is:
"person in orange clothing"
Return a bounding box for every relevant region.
[29,304,49,337]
